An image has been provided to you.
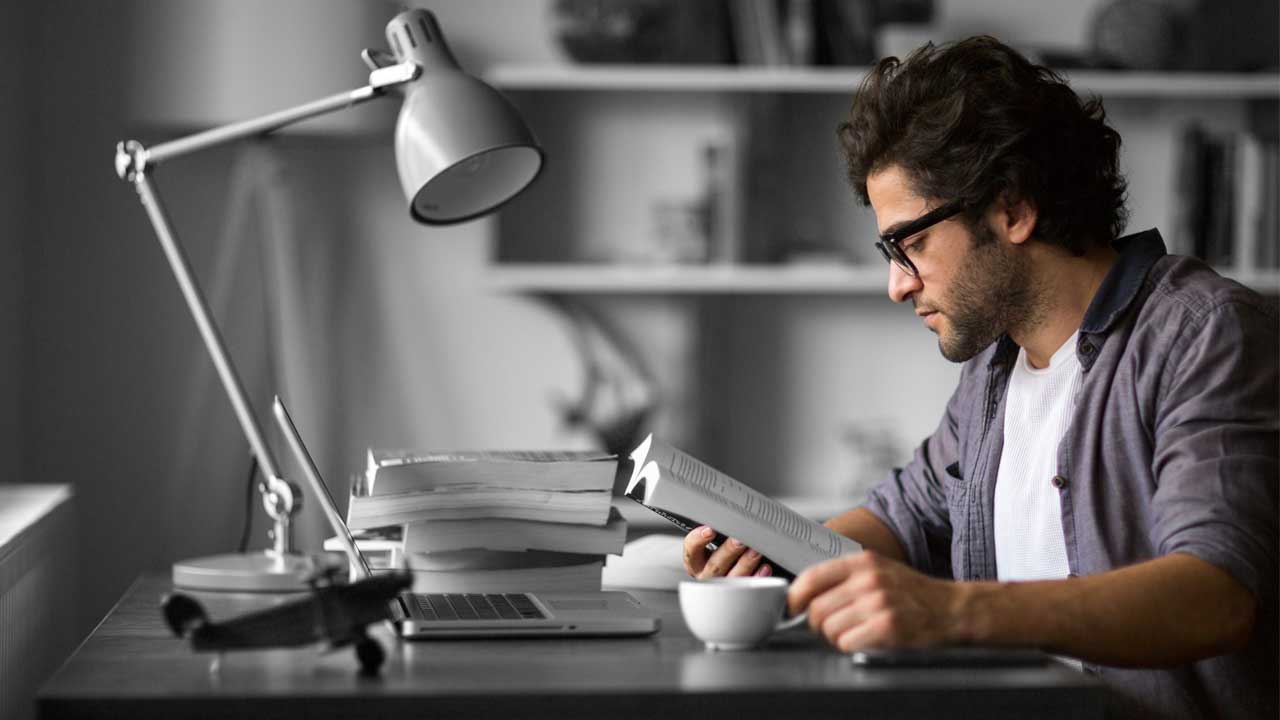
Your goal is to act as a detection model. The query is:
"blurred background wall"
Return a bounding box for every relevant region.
[0,0,33,489]
[1,0,1275,651]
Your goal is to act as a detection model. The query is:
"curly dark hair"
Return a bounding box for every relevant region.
[838,36,1128,254]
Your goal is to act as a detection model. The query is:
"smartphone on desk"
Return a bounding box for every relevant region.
[851,647,1050,668]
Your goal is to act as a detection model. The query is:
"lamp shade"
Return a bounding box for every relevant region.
[385,10,543,225]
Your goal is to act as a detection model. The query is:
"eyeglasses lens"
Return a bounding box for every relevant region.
[875,241,917,277]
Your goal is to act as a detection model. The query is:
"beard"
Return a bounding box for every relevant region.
[925,222,1041,363]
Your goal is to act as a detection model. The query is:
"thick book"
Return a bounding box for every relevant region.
[623,434,861,577]
[363,449,617,496]
[346,489,613,530]
[348,448,618,530]
[401,507,627,555]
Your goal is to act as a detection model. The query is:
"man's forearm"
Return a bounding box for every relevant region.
[953,553,1257,667]
[824,507,908,563]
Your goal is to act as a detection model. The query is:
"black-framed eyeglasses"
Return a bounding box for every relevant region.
[874,200,966,278]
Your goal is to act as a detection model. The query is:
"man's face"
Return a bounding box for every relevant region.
[866,166,1033,362]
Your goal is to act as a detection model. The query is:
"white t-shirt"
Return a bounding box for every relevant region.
[994,332,1082,582]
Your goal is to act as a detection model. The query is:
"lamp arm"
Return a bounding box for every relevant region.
[117,60,419,175]
[112,59,420,558]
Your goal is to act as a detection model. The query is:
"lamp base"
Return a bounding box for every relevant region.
[172,551,332,592]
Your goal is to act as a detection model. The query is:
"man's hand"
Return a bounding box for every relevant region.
[682,526,772,579]
[787,551,966,652]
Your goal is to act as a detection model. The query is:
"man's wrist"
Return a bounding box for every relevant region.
[946,580,996,645]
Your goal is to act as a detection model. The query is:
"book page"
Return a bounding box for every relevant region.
[625,434,860,574]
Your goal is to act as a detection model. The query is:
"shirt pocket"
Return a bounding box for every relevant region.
[944,461,970,511]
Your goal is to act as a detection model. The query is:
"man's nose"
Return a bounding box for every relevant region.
[887,262,922,303]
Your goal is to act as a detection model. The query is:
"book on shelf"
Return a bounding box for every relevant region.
[399,507,627,555]
[623,433,861,579]
[1174,124,1280,276]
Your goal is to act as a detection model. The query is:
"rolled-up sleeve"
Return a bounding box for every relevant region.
[861,364,971,578]
[1151,299,1279,600]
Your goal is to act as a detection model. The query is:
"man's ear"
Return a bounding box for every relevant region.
[994,194,1038,246]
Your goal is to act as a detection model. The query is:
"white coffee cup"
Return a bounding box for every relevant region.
[678,577,808,651]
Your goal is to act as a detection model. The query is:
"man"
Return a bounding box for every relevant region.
[683,37,1277,719]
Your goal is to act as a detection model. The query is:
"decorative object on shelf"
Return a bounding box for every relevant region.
[553,0,731,64]
[1089,0,1186,71]
[650,196,712,263]
[114,9,543,592]
[704,134,745,264]
[161,567,412,676]
[640,133,743,265]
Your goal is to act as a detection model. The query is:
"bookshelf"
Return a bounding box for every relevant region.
[487,263,1280,295]
[484,60,1277,501]
[487,263,888,294]
[487,66,1279,297]
[486,65,1280,99]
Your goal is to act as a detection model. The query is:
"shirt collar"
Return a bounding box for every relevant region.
[986,228,1168,370]
[1079,228,1168,335]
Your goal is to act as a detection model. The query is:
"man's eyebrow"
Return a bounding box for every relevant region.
[879,218,915,238]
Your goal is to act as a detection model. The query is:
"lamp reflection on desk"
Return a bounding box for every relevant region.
[114,9,542,592]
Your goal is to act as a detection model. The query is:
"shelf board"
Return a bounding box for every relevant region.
[487,263,889,294]
[487,64,1280,98]
[488,263,1280,295]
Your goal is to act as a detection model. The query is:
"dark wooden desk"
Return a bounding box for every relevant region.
[39,574,1106,719]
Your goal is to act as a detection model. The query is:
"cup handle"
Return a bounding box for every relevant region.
[774,611,808,633]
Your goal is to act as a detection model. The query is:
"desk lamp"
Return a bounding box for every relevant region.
[114,9,543,592]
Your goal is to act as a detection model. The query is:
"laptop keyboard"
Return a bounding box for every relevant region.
[412,593,546,621]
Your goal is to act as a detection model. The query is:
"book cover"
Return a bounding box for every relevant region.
[365,449,617,496]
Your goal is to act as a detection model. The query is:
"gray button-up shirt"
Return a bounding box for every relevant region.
[864,229,1278,719]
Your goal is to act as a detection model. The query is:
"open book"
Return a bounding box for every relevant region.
[623,434,861,578]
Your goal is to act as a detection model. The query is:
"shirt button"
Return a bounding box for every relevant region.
[1080,342,1096,356]
[1051,475,1068,489]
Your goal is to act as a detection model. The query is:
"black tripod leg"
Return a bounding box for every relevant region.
[354,631,385,676]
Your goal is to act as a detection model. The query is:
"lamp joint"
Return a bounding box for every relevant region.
[368,60,421,90]
[260,476,301,522]
[114,140,149,181]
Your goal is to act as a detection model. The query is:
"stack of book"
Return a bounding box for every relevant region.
[343,449,625,593]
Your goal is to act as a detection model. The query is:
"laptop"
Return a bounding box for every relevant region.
[271,396,660,639]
